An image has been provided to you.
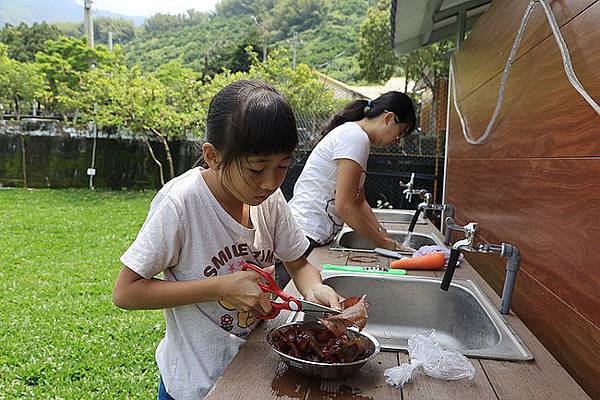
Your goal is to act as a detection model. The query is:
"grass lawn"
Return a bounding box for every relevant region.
[0,188,165,399]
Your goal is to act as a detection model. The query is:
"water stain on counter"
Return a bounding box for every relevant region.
[308,378,375,400]
[270,364,375,400]
[270,364,308,399]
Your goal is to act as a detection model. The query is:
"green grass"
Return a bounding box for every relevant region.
[0,188,165,399]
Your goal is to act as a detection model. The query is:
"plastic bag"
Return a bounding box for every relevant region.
[414,245,464,267]
[384,330,475,388]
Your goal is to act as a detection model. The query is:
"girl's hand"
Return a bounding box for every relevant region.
[382,238,415,253]
[304,283,343,311]
[219,266,275,317]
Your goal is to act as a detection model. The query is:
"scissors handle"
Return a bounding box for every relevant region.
[239,261,301,319]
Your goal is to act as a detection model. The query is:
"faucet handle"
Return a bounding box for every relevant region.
[445,217,467,233]
[417,192,433,210]
[399,173,415,189]
[445,217,478,249]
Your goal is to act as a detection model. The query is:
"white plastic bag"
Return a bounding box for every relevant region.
[384,330,475,388]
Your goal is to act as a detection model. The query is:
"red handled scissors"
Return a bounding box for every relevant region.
[240,261,341,320]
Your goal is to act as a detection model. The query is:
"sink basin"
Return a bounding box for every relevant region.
[372,208,427,224]
[287,273,533,361]
[329,227,442,253]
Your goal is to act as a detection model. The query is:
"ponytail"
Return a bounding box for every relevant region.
[320,99,370,137]
[320,91,416,138]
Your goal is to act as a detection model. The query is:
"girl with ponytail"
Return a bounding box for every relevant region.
[287,91,416,265]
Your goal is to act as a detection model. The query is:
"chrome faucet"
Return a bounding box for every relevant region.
[417,192,455,244]
[441,217,521,315]
[399,173,427,203]
[400,174,456,240]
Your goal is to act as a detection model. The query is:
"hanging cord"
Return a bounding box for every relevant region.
[450,0,600,146]
[538,0,600,114]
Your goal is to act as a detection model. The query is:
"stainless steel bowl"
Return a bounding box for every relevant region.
[266,321,381,379]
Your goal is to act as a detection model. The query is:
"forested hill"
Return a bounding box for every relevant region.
[0,0,144,26]
[0,0,376,83]
[124,0,372,83]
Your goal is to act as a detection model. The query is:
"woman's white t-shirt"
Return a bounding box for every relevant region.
[120,167,309,399]
[289,122,370,244]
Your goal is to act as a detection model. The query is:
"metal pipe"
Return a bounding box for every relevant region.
[443,204,455,245]
[500,244,520,314]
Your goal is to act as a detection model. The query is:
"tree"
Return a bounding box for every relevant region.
[0,22,61,62]
[215,0,276,17]
[357,0,396,82]
[93,17,135,45]
[52,22,83,38]
[196,47,341,124]
[141,10,209,36]
[0,44,48,118]
[78,63,202,185]
[264,0,324,41]
[0,43,48,187]
[35,36,118,119]
[399,40,454,91]
[358,0,455,89]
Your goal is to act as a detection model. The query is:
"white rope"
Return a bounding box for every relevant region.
[451,0,600,146]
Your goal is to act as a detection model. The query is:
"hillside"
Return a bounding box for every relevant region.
[1,0,375,83]
[124,0,371,83]
[0,0,144,26]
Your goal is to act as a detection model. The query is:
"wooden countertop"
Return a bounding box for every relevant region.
[206,220,590,400]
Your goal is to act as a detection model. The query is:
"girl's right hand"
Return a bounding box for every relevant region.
[382,238,415,253]
[218,266,275,317]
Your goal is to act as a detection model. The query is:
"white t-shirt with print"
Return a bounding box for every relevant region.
[120,167,309,400]
[289,122,370,244]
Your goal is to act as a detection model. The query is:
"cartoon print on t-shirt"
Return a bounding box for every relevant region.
[218,300,236,312]
[220,314,234,331]
[217,300,257,330]
[237,311,256,329]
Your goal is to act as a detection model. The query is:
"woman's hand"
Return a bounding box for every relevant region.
[218,266,275,317]
[304,283,343,311]
[382,237,415,252]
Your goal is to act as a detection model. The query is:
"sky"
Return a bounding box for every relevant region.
[76,0,221,17]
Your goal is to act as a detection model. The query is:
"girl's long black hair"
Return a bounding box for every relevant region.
[321,91,416,137]
[202,80,298,170]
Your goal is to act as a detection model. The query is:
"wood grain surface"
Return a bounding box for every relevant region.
[449,2,600,159]
[453,0,597,101]
[445,2,600,396]
[403,358,496,400]
[446,158,600,324]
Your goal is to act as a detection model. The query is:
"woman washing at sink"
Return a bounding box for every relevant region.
[276,92,416,287]
[112,80,343,400]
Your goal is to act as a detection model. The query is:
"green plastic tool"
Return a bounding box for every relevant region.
[322,264,407,275]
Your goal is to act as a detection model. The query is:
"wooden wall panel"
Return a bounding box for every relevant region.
[449,1,600,159]
[462,252,600,400]
[445,1,600,397]
[446,158,600,324]
[454,0,597,101]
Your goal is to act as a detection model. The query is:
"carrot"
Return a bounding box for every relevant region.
[390,252,446,270]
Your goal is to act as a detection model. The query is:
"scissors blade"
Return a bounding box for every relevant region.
[298,299,341,314]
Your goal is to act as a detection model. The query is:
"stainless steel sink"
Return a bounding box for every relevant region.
[286,273,533,361]
[372,208,427,224]
[329,226,442,253]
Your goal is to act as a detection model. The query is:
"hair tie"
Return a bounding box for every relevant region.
[365,100,373,112]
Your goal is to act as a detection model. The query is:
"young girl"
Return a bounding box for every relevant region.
[289,91,416,252]
[113,80,342,400]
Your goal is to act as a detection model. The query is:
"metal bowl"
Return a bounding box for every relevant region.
[266,321,380,379]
